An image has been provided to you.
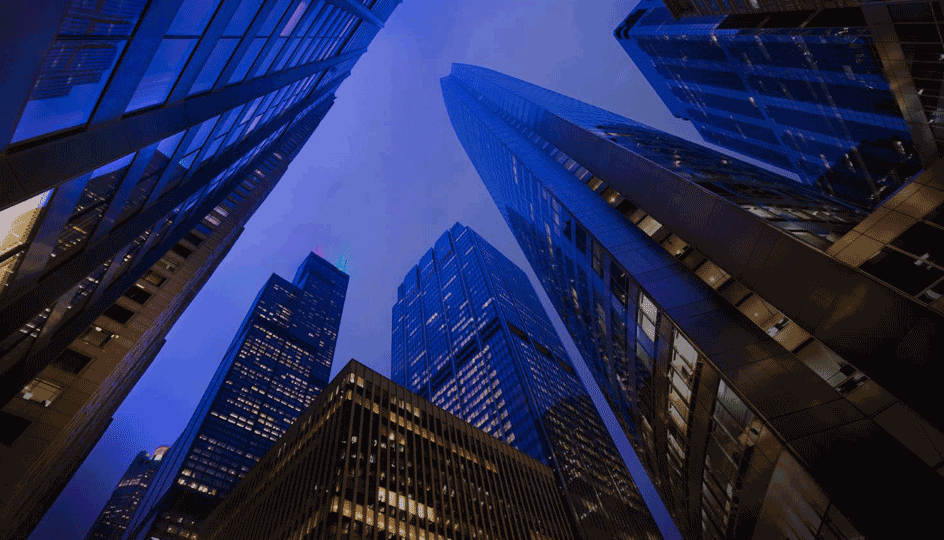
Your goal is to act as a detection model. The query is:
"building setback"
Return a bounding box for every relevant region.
[200,360,575,540]
[121,252,348,540]
[392,223,664,540]
[84,446,170,540]
[441,64,944,539]
[0,98,332,540]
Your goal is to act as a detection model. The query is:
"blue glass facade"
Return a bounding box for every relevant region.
[121,253,348,540]
[392,223,663,540]
[615,0,923,207]
[84,446,169,540]
[0,0,399,414]
[440,64,944,540]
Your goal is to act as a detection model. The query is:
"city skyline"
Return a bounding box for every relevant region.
[120,251,348,540]
[24,1,938,539]
[29,3,692,538]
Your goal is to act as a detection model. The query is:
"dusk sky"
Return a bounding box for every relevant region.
[29,1,761,538]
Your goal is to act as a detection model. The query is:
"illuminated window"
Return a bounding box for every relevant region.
[21,377,65,407]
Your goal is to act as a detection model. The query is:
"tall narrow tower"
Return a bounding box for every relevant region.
[122,252,348,540]
[84,445,170,540]
[392,223,664,540]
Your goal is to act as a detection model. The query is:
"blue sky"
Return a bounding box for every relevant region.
[29,1,722,538]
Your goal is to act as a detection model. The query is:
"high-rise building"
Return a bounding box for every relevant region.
[440,64,944,539]
[392,223,664,540]
[0,1,398,537]
[121,252,348,540]
[614,0,926,207]
[84,446,170,540]
[200,360,575,540]
[0,98,335,540]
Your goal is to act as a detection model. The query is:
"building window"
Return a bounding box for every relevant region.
[184,232,204,247]
[143,270,167,287]
[126,38,198,112]
[171,243,193,259]
[0,412,31,446]
[124,284,153,305]
[156,257,178,275]
[12,40,128,142]
[21,377,65,407]
[82,326,116,348]
[103,304,135,324]
[52,348,94,374]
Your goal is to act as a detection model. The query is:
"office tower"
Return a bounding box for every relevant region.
[0,1,398,537]
[659,0,856,18]
[84,446,170,540]
[0,101,334,540]
[392,223,664,540]
[614,0,926,207]
[200,360,575,540]
[121,252,348,540]
[441,64,944,539]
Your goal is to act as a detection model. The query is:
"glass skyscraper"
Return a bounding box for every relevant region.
[391,223,664,540]
[615,0,924,207]
[84,445,170,540]
[0,104,337,540]
[441,64,944,539]
[0,2,398,538]
[0,0,399,450]
[121,252,348,540]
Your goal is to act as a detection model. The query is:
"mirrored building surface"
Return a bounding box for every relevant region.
[201,360,575,540]
[121,252,348,540]
[441,64,944,539]
[0,2,398,538]
[615,0,925,207]
[392,223,664,540]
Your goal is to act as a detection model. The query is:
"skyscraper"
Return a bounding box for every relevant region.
[201,360,575,540]
[84,445,170,540]
[121,252,348,540]
[392,223,664,540]
[0,96,333,540]
[614,0,925,207]
[0,2,399,537]
[441,64,944,539]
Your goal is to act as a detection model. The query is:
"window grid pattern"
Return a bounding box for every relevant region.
[391,221,662,540]
[618,2,922,208]
[201,364,575,540]
[441,64,876,540]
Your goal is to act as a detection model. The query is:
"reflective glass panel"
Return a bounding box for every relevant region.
[189,38,240,95]
[224,0,263,36]
[167,0,222,36]
[12,40,127,142]
[228,38,266,83]
[0,191,54,259]
[125,38,197,112]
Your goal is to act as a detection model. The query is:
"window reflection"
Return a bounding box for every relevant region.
[13,40,127,142]
[125,38,197,112]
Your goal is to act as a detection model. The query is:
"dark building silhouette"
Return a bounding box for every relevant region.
[392,223,664,540]
[200,360,575,540]
[120,252,348,540]
[84,446,170,540]
[0,1,399,538]
[441,63,944,539]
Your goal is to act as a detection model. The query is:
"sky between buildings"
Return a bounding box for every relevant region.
[28,1,767,538]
